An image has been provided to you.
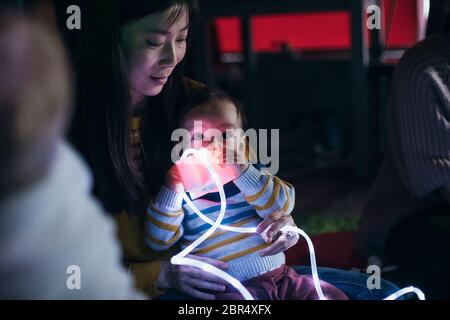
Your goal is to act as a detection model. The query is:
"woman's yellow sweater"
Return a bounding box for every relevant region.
[115,78,204,298]
[115,212,175,298]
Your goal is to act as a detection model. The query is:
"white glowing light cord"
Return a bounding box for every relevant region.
[183,189,326,299]
[170,148,254,300]
[171,148,425,301]
[383,286,425,300]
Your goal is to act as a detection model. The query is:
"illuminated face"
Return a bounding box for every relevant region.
[120,6,189,106]
[181,99,244,158]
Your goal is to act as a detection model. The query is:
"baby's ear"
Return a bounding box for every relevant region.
[238,113,245,129]
[246,138,258,163]
[244,136,249,160]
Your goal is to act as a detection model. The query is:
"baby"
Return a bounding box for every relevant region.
[145,87,347,300]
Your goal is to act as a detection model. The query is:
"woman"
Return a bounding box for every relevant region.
[56,0,401,300]
[54,0,297,300]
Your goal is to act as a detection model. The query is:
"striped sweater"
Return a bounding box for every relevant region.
[358,34,450,259]
[144,164,295,280]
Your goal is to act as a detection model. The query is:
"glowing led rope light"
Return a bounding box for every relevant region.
[182,186,326,298]
[171,148,254,300]
[182,191,257,234]
[383,286,425,300]
[171,148,426,301]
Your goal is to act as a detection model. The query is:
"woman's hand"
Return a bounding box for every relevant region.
[256,210,300,257]
[157,255,230,300]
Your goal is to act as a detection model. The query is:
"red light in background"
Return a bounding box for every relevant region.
[251,12,351,52]
[214,1,419,54]
[215,17,242,53]
[383,0,418,48]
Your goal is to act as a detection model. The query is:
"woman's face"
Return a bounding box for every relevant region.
[120,6,189,106]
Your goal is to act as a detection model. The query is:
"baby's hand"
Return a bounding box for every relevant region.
[256,210,300,257]
[164,164,183,192]
[216,134,249,176]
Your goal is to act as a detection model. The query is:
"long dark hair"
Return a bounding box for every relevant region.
[62,0,199,214]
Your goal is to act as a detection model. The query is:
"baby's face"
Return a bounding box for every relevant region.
[181,100,243,153]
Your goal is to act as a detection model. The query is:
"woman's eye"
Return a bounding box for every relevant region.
[176,38,187,44]
[146,40,163,48]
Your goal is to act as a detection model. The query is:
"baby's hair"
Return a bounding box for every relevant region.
[179,86,247,128]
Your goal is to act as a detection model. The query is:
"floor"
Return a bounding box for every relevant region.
[278,163,372,235]
[278,163,450,299]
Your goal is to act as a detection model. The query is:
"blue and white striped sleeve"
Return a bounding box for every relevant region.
[145,185,184,251]
[233,164,296,218]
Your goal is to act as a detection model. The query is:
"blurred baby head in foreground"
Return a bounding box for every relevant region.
[0,10,72,198]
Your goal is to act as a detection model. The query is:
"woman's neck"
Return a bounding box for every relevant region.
[130,90,146,110]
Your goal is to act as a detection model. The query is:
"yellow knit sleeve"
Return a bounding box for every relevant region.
[115,211,174,299]
[129,261,166,298]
